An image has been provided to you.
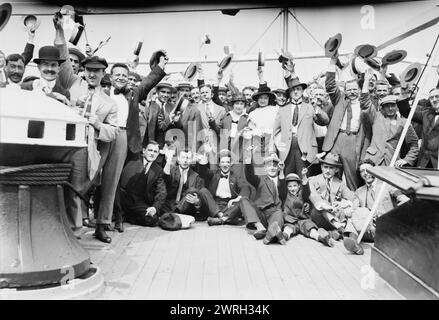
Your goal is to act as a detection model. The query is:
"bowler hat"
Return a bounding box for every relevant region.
[158,212,195,231]
[324,33,342,58]
[382,50,407,66]
[286,78,308,96]
[33,46,65,64]
[354,44,377,59]
[252,86,276,105]
[81,55,108,69]
[319,153,342,167]
[68,46,85,62]
[286,173,301,183]
[230,93,247,104]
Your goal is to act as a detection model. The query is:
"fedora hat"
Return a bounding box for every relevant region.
[230,93,247,104]
[400,62,422,88]
[324,33,342,58]
[319,152,342,167]
[252,86,276,104]
[286,173,302,183]
[183,62,199,81]
[149,50,167,70]
[158,212,195,231]
[364,57,381,71]
[381,49,407,67]
[258,51,265,67]
[0,3,12,32]
[354,44,377,59]
[33,46,65,64]
[68,46,85,62]
[22,14,41,32]
[286,78,308,96]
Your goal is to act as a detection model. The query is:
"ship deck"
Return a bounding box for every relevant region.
[78,222,403,300]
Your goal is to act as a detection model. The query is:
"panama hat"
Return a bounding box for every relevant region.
[324,33,342,58]
[22,14,41,32]
[400,62,422,88]
[183,62,199,81]
[354,44,377,59]
[381,50,407,67]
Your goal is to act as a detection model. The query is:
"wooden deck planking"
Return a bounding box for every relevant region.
[80,222,402,300]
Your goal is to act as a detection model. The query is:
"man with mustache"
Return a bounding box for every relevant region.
[322,53,371,190]
[21,45,70,104]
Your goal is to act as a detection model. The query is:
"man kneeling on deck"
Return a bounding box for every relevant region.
[195,149,260,228]
[343,159,410,255]
[282,168,334,247]
[309,153,359,242]
[245,153,287,245]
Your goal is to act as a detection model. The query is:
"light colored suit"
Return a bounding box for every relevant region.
[309,174,358,209]
[360,92,419,166]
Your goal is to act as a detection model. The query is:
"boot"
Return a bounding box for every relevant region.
[114,221,124,233]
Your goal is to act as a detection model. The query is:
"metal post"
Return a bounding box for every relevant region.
[282,7,289,52]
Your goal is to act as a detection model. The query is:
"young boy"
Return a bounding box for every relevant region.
[283,168,334,247]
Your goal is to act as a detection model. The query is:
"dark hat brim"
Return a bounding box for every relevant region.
[252,91,276,103]
[354,44,377,59]
[82,62,107,69]
[325,33,342,58]
[218,53,234,70]
[286,177,302,183]
[156,83,174,91]
[33,58,66,64]
[0,3,12,32]
[365,57,381,71]
[286,83,308,95]
[382,50,407,66]
[68,47,86,62]
[319,159,342,167]
[183,62,199,81]
[230,97,247,104]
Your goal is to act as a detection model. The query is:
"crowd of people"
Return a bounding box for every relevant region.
[1,11,439,256]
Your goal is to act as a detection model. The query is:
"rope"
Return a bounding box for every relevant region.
[288,9,324,50]
[0,163,91,207]
[243,11,282,56]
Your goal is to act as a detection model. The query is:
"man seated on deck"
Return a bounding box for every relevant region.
[308,153,359,242]
[194,149,259,229]
[343,159,410,255]
[116,140,167,227]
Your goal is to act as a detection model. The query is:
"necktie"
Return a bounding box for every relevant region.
[345,103,352,133]
[366,185,375,208]
[325,178,332,203]
[292,105,299,126]
[176,169,186,202]
[272,179,279,202]
[144,162,151,175]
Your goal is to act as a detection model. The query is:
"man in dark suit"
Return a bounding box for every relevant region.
[21,45,70,104]
[162,148,218,221]
[245,153,287,245]
[117,141,167,227]
[195,149,259,228]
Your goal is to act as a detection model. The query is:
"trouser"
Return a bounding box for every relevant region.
[284,135,305,175]
[96,130,128,225]
[310,207,345,231]
[330,131,360,190]
[218,197,260,226]
[257,206,284,230]
[284,218,318,238]
[345,207,376,242]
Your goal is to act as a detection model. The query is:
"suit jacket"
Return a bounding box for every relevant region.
[245,163,287,210]
[122,159,167,213]
[354,180,409,216]
[308,173,358,210]
[163,165,205,212]
[169,103,203,149]
[323,71,371,163]
[21,80,71,100]
[22,42,35,66]
[196,164,251,200]
[143,100,174,148]
[122,66,166,154]
[283,182,311,224]
[273,101,329,163]
[197,101,227,129]
[360,92,419,166]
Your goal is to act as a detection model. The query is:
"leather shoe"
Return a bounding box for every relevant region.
[94,225,112,243]
[207,217,224,226]
[83,218,96,228]
[343,235,364,255]
[328,230,341,241]
[317,228,334,247]
[253,230,266,240]
[114,221,124,233]
[104,224,115,232]
[277,231,287,245]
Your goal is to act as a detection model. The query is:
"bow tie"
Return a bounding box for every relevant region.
[220,173,229,179]
[231,120,239,124]
[114,87,129,95]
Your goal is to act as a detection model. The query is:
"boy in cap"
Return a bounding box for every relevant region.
[309,153,359,241]
[283,168,334,247]
[245,153,287,244]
